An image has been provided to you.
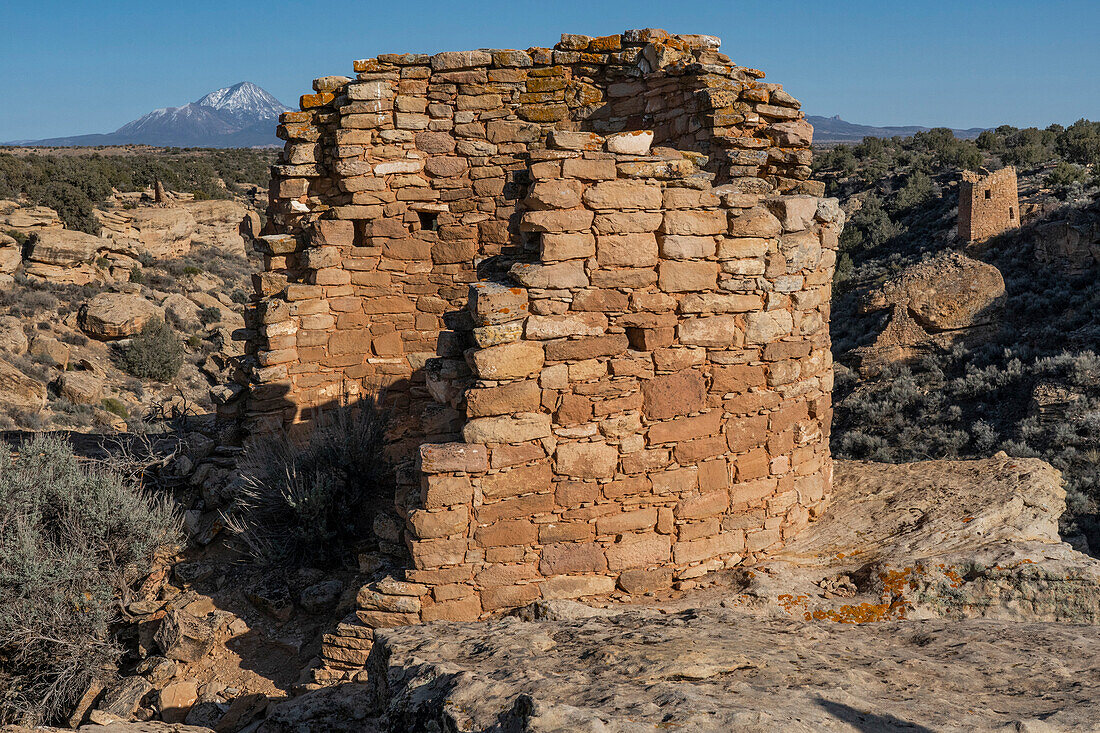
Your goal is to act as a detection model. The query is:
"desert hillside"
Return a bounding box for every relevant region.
[815,121,1100,552]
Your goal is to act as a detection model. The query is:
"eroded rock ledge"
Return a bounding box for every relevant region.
[261,455,1100,731]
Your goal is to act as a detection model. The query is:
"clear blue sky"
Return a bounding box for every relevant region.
[1,0,1097,140]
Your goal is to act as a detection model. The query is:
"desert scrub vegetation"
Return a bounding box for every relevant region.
[0,434,178,724]
[818,122,1100,550]
[0,148,277,234]
[226,397,395,569]
[120,318,184,382]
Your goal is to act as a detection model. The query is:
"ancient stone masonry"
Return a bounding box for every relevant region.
[958,166,1019,242]
[239,29,841,682]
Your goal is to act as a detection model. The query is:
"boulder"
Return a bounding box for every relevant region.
[59,370,104,404]
[0,316,28,354]
[80,293,163,340]
[184,199,250,254]
[128,208,196,259]
[856,251,1004,374]
[156,679,198,723]
[154,609,217,663]
[0,359,47,410]
[97,675,153,718]
[0,234,21,273]
[29,334,71,368]
[25,228,100,266]
[0,201,62,232]
[163,293,203,330]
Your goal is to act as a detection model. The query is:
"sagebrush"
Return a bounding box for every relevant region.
[121,317,184,382]
[226,396,395,569]
[0,434,178,724]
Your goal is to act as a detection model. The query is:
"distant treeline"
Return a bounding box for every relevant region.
[815,119,1100,189]
[0,148,277,233]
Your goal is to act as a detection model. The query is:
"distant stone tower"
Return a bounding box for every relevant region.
[958,167,1019,242]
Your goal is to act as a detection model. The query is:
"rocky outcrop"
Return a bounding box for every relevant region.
[732,455,1100,624]
[0,359,47,410]
[183,200,249,254]
[80,292,163,340]
[0,199,62,232]
[856,251,1005,375]
[265,604,1100,732]
[24,229,102,285]
[262,454,1100,732]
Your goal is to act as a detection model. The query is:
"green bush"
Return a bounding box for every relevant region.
[121,318,184,382]
[100,398,128,420]
[226,398,394,568]
[0,434,178,724]
[198,306,222,326]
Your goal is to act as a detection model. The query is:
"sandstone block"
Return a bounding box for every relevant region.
[470,341,544,380]
[605,533,671,571]
[481,461,553,500]
[540,542,608,574]
[475,518,539,547]
[470,282,529,325]
[562,158,617,180]
[520,209,595,233]
[422,475,474,508]
[593,211,664,234]
[431,50,493,70]
[597,233,658,267]
[466,379,542,417]
[769,196,819,232]
[409,505,470,539]
[679,292,762,314]
[641,370,706,420]
[540,574,616,600]
[525,314,606,340]
[420,595,481,622]
[544,333,629,361]
[658,235,716,259]
[420,443,489,473]
[541,233,596,261]
[554,441,618,479]
[660,210,726,236]
[409,537,467,569]
[463,412,552,444]
[605,130,654,155]
[510,260,589,289]
[527,180,584,210]
[617,567,673,594]
[547,130,603,150]
[766,119,814,146]
[597,508,658,536]
[673,531,745,564]
[658,261,718,292]
[678,315,740,348]
[729,207,782,236]
[582,180,662,210]
[744,310,793,343]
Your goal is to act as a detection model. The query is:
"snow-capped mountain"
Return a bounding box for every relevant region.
[196,82,292,127]
[6,82,292,148]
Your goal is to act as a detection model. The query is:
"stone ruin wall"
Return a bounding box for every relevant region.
[238,29,842,681]
[959,166,1019,242]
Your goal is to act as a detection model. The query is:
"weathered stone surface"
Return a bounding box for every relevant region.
[470,341,544,380]
[0,360,46,410]
[25,228,100,266]
[605,130,654,155]
[80,293,162,340]
[463,413,552,444]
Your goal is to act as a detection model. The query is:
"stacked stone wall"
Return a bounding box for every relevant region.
[959,167,1019,242]
[236,29,842,682]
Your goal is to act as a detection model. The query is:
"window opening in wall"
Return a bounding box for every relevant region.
[418,212,439,232]
[1009,207,1014,220]
[985,190,992,199]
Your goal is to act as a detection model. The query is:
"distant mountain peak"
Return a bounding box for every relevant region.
[195,82,292,123]
[6,82,292,148]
